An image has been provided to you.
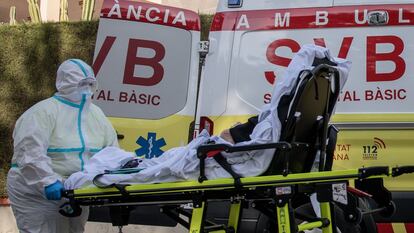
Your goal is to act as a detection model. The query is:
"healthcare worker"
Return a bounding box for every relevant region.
[7,59,119,233]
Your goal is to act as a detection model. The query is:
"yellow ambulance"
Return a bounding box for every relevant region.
[93,0,414,232]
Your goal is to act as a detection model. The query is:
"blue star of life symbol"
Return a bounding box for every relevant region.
[135,132,166,158]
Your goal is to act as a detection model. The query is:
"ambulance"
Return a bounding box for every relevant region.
[92,0,414,232]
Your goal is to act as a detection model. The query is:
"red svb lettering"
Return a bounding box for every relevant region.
[124,39,166,86]
[367,36,405,82]
[265,37,354,84]
[93,37,166,87]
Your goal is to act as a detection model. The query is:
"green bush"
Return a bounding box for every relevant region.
[0,16,213,198]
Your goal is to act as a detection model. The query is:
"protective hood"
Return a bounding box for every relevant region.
[55,59,97,102]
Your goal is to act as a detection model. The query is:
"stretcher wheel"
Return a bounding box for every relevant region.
[380,201,396,218]
[296,203,362,233]
[345,208,363,224]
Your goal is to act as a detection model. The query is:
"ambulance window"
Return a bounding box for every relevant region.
[233,31,289,108]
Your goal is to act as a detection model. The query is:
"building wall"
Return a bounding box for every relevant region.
[148,0,218,14]
[40,0,60,21]
[0,0,31,23]
[0,0,100,23]
[0,0,217,24]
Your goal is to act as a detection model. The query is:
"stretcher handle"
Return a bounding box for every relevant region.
[358,166,389,179]
[61,189,73,198]
[392,166,414,177]
[59,190,83,218]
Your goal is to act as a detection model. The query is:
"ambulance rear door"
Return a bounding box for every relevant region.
[329,0,414,192]
[197,0,334,134]
[92,0,200,158]
[199,0,414,231]
[331,1,414,231]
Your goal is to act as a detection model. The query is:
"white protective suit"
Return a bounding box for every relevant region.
[7,59,119,233]
[65,45,351,190]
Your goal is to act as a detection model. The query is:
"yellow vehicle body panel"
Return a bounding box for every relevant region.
[209,114,414,192]
[109,115,193,157]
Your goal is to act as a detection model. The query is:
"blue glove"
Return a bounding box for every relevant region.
[44,180,64,200]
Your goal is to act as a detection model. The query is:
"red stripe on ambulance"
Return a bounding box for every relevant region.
[100,0,200,31]
[211,4,414,31]
[377,223,395,233]
[406,223,414,233]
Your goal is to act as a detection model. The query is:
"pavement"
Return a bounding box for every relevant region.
[0,206,18,233]
[0,205,186,233]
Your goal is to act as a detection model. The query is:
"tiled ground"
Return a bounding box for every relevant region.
[0,206,186,233]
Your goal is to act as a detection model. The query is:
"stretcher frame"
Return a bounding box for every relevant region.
[62,62,414,232]
[63,165,414,233]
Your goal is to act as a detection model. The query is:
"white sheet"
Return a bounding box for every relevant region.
[64,45,351,190]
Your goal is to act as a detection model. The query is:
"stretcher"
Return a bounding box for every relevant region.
[62,62,414,233]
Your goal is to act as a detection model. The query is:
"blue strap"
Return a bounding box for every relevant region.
[48,148,82,153]
[47,147,103,153]
[53,95,81,108]
[89,148,102,153]
[78,94,87,170]
[11,163,18,168]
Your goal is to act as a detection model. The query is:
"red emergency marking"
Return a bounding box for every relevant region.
[377,223,394,233]
[211,5,414,31]
[365,89,406,101]
[264,35,406,83]
[313,37,354,59]
[266,39,300,67]
[264,93,271,104]
[124,39,165,86]
[406,223,414,233]
[101,0,200,31]
[367,36,405,82]
[93,36,116,76]
[119,91,161,106]
[264,71,276,85]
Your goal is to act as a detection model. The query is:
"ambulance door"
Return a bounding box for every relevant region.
[197,0,333,135]
[330,0,414,190]
[93,0,200,157]
[331,1,414,231]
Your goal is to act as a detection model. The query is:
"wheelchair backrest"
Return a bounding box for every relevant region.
[263,62,341,175]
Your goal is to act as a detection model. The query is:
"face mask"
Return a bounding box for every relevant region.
[78,85,93,97]
[61,86,93,103]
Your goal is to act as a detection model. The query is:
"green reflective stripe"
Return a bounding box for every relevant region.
[11,163,18,168]
[53,95,81,108]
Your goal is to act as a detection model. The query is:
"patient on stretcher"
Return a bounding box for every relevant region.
[64,45,351,190]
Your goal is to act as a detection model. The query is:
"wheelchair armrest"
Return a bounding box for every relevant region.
[225,142,292,153]
[197,142,292,183]
[197,143,231,158]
